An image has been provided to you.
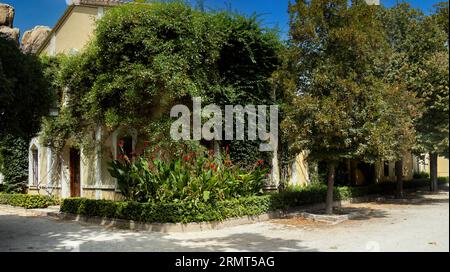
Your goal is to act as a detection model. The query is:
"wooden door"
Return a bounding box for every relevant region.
[70,148,81,197]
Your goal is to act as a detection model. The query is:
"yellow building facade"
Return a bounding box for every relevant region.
[29,0,127,200]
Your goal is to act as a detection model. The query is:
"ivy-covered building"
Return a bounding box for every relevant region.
[27,0,448,201]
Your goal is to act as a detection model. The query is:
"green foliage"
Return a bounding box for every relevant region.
[0,37,53,139]
[282,0,419,166]
[61,196,273,223]
[0,193,58,209]
[42,2,281,165]
[60,178,437,223]
[108,144,269,203]
[0,136,29,193]
[0,36,53,193]
[433,2,449,40]
[413,171,430,179]
[438,176,449,183]
[380,3,449,158]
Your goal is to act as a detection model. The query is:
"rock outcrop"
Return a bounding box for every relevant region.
[0,3,19,43]
[0,3,14,27]
[0,25,19,43]
[21,26,51,54]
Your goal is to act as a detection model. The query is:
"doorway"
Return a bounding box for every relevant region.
[69,148,81,197]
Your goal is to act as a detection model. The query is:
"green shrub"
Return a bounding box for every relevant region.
[438,176,449,183]
[61,196,274,223]
[413,171,430,179]
[0,193,58,209]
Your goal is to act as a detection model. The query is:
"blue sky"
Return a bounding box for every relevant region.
[3,0,444,41]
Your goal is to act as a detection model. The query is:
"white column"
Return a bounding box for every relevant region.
[50,33,56,56]
[60,148,70,198]
[271,141,280,188]
[97,6,104,19]
[95,125,103,199]
[47,147,53,187]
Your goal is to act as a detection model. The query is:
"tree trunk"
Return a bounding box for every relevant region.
[350,160,357,186]
[325,162,336,215]
[430,152,438,192]
[395,160,403,198]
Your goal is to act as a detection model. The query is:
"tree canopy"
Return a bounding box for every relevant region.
[280,0,423,213]
[0,37,53,192]
[379,2,449,191]
[282,0,418,164]
[0,37,53,139]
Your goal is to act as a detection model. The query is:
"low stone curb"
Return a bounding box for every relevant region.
[48,210,288,233]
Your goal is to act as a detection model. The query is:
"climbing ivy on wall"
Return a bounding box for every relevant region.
[0,136,29,193]
[42,2,282,165]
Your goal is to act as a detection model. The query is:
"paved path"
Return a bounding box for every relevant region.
[0,190,448,252]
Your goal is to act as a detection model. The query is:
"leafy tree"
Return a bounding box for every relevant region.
[0,37,53,139]
[0,37,53,192]
[433,1,449,40]
[380,2,449,192]
[282,0,419,213]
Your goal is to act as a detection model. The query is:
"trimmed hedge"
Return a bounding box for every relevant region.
[413,171,430,179]
[61,196,274,223]
[60,178,449,223]
[0,193,58,209]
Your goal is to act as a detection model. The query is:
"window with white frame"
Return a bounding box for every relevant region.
[32,148,39,186]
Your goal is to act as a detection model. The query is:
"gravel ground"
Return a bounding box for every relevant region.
[0,189,448,252]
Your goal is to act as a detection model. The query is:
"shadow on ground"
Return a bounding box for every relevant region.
[371,189,449,206]
[0,214,314,252]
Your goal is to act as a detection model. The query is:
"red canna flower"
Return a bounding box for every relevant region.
[143,141,150,149]
[183,155,190,162]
